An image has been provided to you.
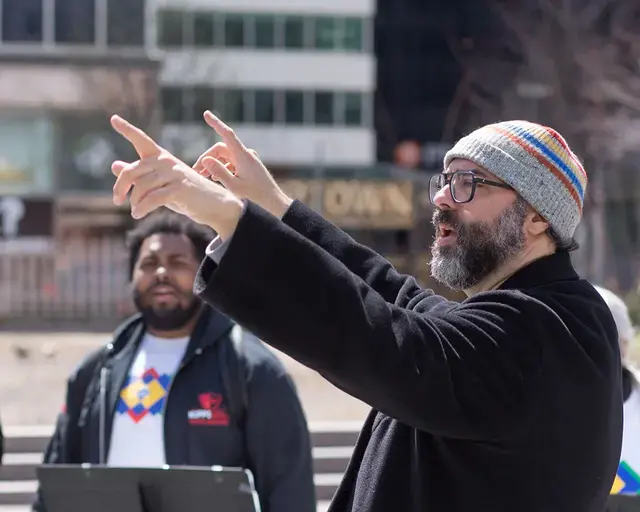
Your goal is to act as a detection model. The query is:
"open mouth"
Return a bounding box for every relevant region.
[438,224,456,237]
[436,224,457,245]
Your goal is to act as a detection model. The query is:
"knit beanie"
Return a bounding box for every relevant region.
[443,120,588,240]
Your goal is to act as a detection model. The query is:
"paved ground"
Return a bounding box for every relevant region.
[1,330,638,427]
[0,331,371,426]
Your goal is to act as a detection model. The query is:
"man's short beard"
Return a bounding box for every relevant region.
[133,291,202,332]
[430,197,529,291]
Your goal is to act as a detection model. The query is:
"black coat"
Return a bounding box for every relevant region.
[34,307,315,512]
[195,199,623,512]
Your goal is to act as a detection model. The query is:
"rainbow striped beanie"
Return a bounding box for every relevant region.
[443,120,588,240]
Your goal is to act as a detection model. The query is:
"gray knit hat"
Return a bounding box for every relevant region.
[443,120,587,240]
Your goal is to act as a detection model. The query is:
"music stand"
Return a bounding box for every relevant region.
[607,494,640,512]
[37,464,261,512]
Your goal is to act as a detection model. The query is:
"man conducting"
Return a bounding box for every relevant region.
[109,113,622,512]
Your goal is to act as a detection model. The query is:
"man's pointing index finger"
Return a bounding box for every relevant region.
[110,115,161,158]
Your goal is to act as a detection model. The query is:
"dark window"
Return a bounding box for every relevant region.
[254,15,275,48]
[314,17,337,49]
[285,91,304,124]
[344,93,363,125]
[161,87,184,123]
[2,0,43,43]
[342,18,363,51]
[107,0,145,46]
[188,87,214,122]
[284,16,304,48]
[254,90,275,123]
[157,10,183,47]
[220,89,245,122]
[55,0,95,44]
[224,14,244,47]
[314,92,334,125]
[193,11,215,47]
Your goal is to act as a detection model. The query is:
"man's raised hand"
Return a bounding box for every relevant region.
[193,111,293,219]
[109,115,243,239]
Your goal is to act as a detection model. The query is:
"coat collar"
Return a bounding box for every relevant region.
[499,250,579,290]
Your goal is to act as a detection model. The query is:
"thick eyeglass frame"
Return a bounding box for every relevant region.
[428,170,513,205]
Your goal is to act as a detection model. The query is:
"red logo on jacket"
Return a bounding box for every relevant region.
[187,392,230,426]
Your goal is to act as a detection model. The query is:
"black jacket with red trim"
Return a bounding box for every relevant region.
[33,306,315,512]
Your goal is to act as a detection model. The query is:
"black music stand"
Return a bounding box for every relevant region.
[607,494,640,512]
[37,464,261,512]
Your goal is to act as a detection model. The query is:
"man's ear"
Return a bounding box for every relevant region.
[525,211,549,237]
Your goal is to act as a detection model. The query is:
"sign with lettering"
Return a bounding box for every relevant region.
[279,179,414,229]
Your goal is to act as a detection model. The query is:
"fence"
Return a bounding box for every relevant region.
[0,234,132,326]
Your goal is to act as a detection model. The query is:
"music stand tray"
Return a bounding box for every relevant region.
[37,464,261,512]
[607,494,640,512]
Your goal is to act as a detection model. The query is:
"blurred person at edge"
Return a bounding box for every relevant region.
[32,211,315,512]
[107,112,622,512]
[594,285,640,495]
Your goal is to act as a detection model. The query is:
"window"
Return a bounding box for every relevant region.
[188,87,214,122]
[254,90,275,123]
[344,93,363,125]
[193,12,215,47]
[55,0,95,44]
[0,115,54,195]
[314,17,337,50]
[3,0,43,43]
[224,14,245,47]
[161,87,365,127]
[285,91,304,124]
[161,88,184,123]
[254,15,275,48]
[157,10,184,47]
[314,92,334,125]
[219,90,245,123]
[107,0,145,46]
[342,18,364,51]
[284,16,304,48]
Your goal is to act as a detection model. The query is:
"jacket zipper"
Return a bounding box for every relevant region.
[161,347,203,463]
[99,367,110,464]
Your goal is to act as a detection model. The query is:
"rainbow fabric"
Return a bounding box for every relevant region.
[611,461,640,495]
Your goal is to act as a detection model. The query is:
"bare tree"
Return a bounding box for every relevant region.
[448,0,640,288]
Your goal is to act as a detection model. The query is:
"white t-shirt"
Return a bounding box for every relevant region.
[612,367,640,494]
[107,332,189,467]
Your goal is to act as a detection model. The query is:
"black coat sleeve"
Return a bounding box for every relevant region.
[281,200,432,305]
[195,202,546,440]
[242,334,316,512]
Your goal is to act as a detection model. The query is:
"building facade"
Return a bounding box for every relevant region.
[0,0,158,323]
[146,0,376,169]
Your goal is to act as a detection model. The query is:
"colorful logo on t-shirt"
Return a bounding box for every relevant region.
[116,368,172,423]
[611,461,640,495]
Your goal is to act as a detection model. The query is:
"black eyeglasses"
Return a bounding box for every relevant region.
[428,170,513,204]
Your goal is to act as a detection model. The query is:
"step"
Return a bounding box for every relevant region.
[0,482,36,507]
[0,455,42,481]
[309,422,361,448]
[2,423,362,454]
[312,446,352,474]
[313,473,343,502]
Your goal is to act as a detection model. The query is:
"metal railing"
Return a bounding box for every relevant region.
[0,235,132,325]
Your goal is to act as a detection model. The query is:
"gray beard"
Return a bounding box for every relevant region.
[430,198,528,291]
